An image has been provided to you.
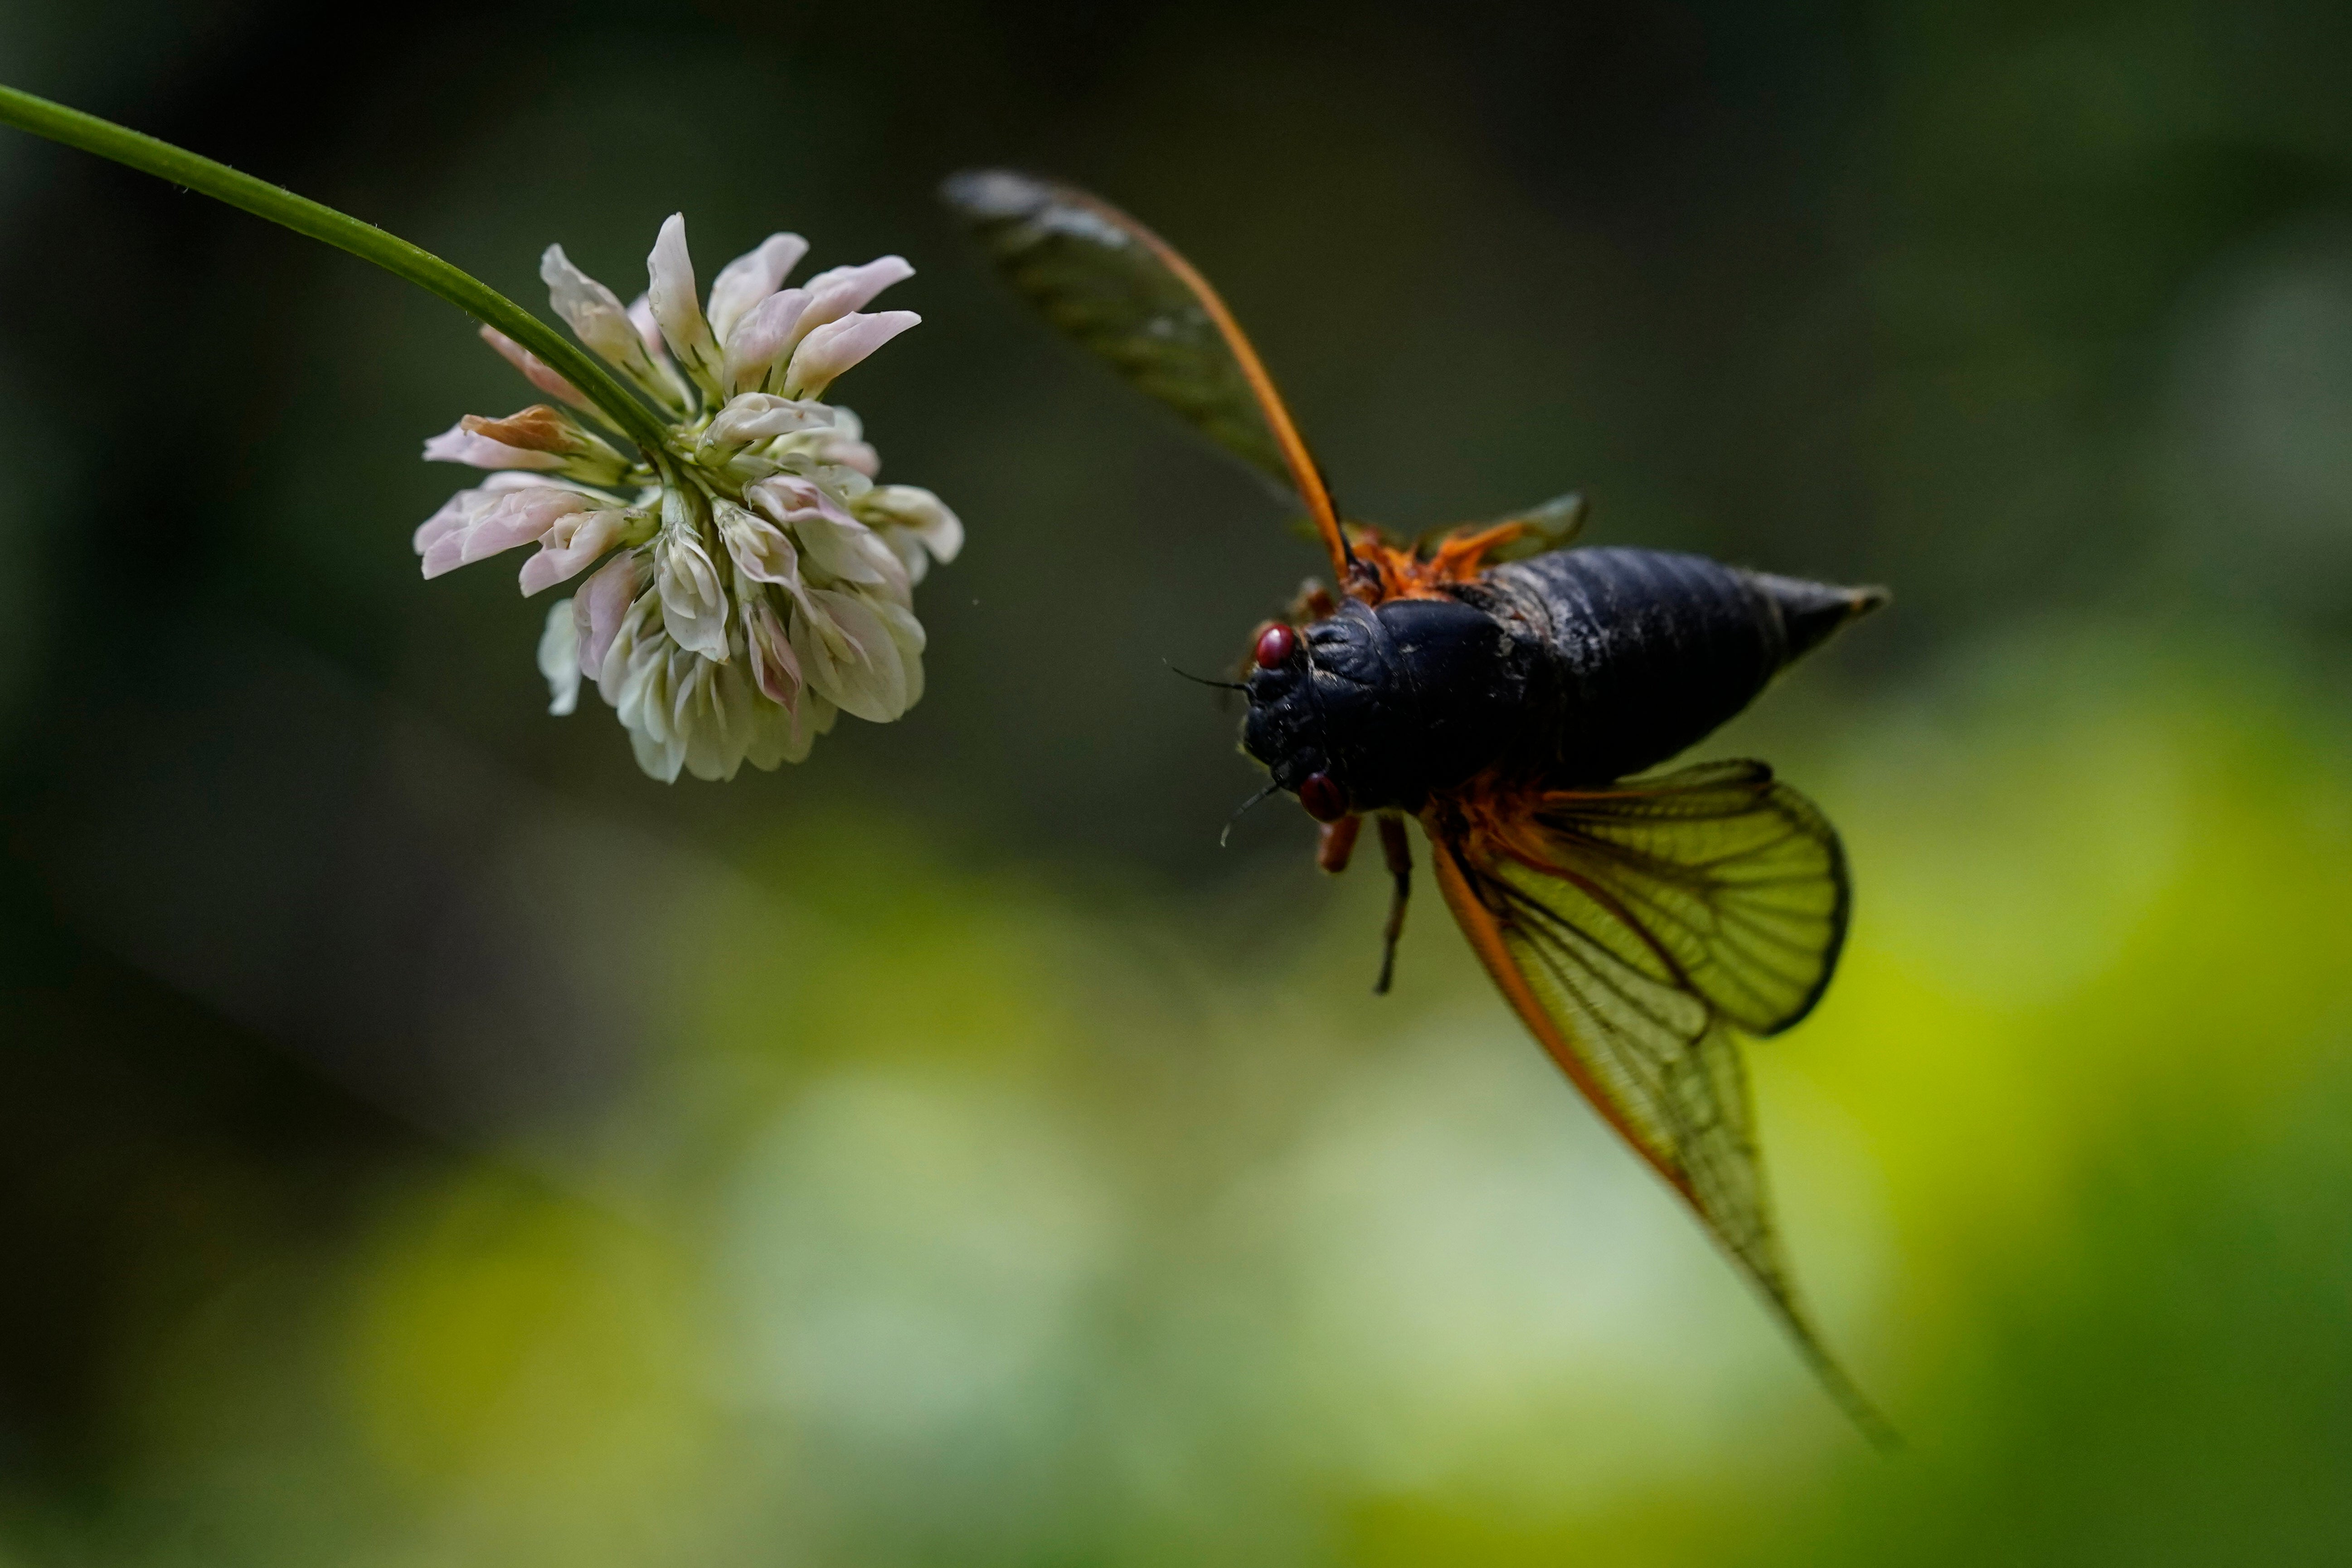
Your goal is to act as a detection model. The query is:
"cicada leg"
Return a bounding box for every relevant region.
[1310,814,1411,991]
[1374,812,1412,994]
[1317,814,1362,873]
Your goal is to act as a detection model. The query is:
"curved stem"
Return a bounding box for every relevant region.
[0,83,672,455]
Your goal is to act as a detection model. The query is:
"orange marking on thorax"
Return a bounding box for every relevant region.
[1344,520,1536,605]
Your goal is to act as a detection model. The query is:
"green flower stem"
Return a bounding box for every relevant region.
[0,83,673,454]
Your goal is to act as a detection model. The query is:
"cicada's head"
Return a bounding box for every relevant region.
[1238,610,1362,821]
[1239,594,1507,818]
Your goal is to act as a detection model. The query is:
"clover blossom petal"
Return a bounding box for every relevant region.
[851,485,963,584]
[538,601,583,716]
[541,244,685,411]
[793,587,909,723]
[741,586,803,711]
[714,498,800,586]
[519,505,632,596]
[646,214,724,396]
[422,421,564,471]
[419,483,610,579]
[654,522,731,663]
[719,290,813,395]
[418,214,956,782]
[782,311,921,399]
[477,325,598,416]
[708,232,808,343]
[573,548,645,680]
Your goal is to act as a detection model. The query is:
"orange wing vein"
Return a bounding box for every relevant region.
[1426,762,1895,1446]
[942,169,1350,583]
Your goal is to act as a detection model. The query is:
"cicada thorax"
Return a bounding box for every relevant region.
[1242,591,1538,812]
[1240,544,1884,815]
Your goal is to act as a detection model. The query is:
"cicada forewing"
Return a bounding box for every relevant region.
[1410,491,1589,563]
[1426,759,1894,1444]
[941,169,1350,580]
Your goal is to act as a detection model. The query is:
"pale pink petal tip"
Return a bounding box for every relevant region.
[646,213,719,384]
[477,325,593,411]
[708,231,810,342]
[627,294,667,360]
[573,550,644,680]
[720,287,812,393]
[420,487,598,579]
[423,419,565,471]
[782,311,920,399]
[538,599,583,716]
[802,256,915,322]
[518,508,626,596]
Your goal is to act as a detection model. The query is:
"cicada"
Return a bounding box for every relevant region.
[946,170,1892,1440]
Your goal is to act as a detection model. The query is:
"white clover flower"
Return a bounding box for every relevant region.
[417,214,961,782]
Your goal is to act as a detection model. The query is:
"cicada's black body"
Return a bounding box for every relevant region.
[1242,546,1883,814]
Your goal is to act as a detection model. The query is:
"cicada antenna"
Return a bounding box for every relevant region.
[1162,660,1250,693]
[1220,781,1283,847]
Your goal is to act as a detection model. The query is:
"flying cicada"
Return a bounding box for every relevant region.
[945,170,1892,1442]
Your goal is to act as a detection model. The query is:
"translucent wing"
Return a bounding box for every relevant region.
[942,169,1349,578]
[1427,760,1892,1442]
[1527,759,1850,1036]
[1480,490,1589,563]
[1411,491,1589,564]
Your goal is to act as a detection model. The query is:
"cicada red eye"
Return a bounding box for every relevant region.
[1254,623,1298,669]
[1297,772,1347,822]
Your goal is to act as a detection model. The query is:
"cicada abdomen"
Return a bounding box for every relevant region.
[1471,546,1887,787]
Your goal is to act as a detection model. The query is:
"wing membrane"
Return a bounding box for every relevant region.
[1429,761,1889,1440]
[1416,491,1590,563]
[942,169,1348,576]
[1525,759,1848,1035]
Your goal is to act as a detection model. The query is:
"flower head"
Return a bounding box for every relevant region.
[418,214,960,781]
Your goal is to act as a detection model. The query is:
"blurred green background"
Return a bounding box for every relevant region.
[3,0,2352,1562]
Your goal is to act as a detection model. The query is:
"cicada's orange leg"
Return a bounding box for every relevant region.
[1317,814,1362,874]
